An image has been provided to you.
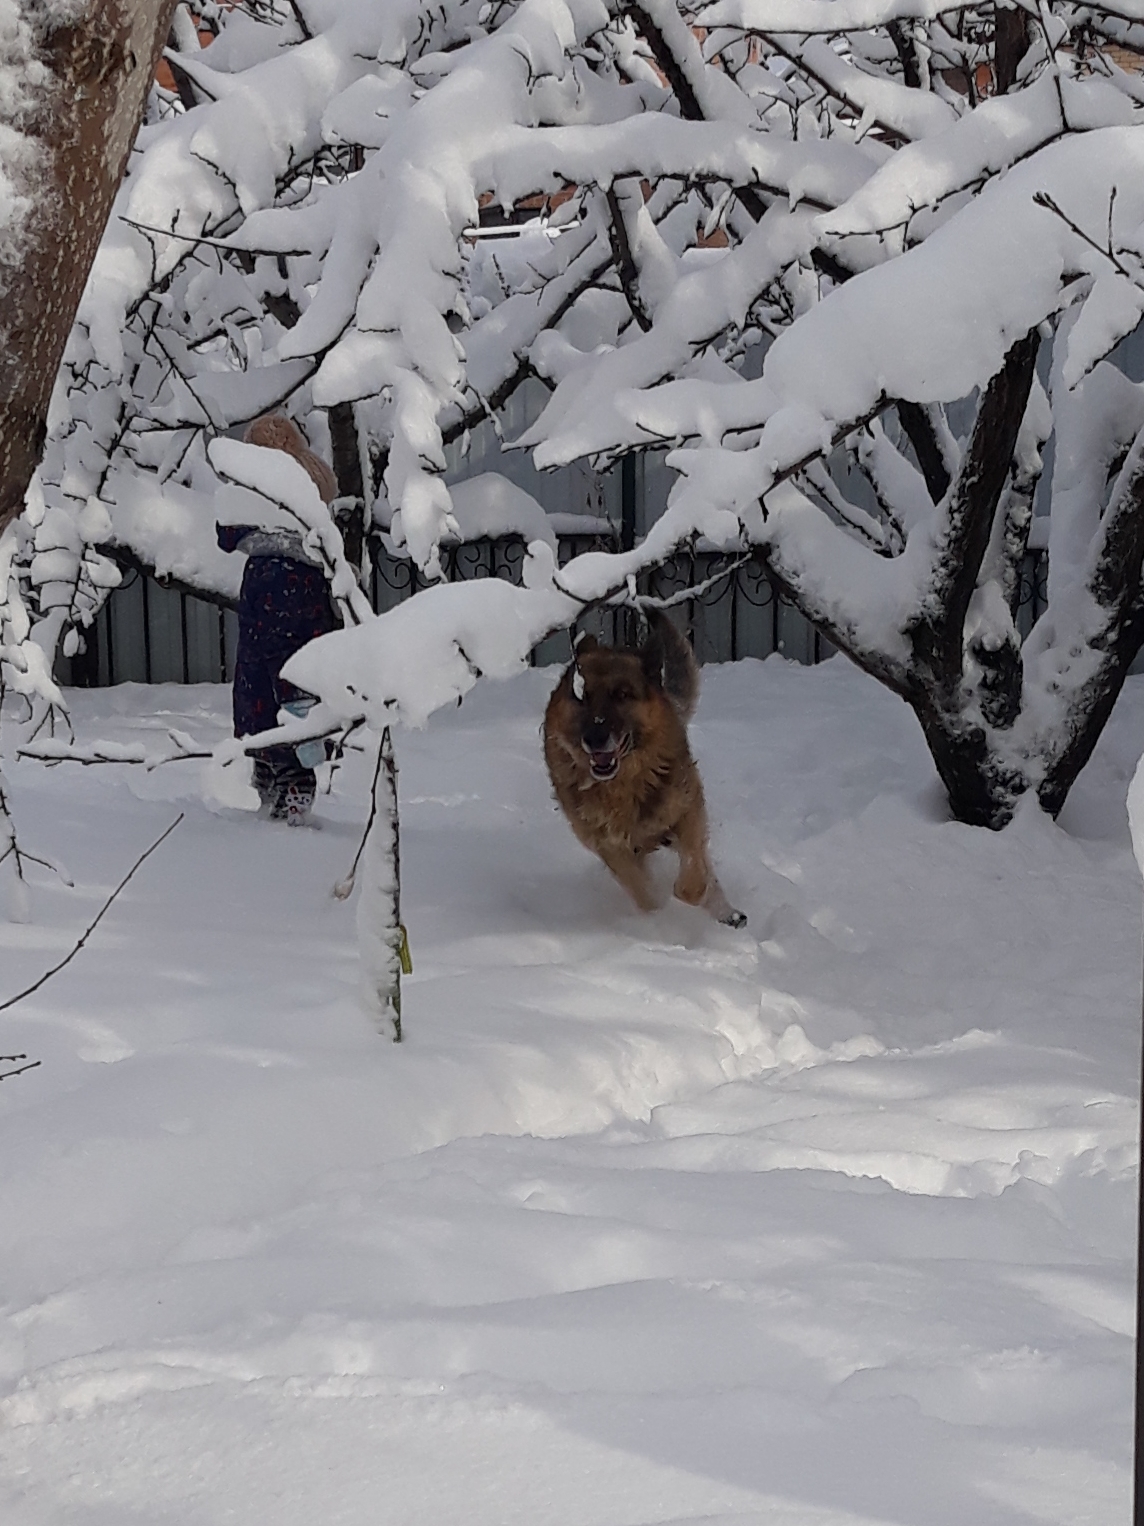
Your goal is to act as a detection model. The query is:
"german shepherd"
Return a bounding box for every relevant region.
[543,612,746,927]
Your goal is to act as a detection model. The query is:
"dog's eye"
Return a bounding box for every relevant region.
[614,687,632,703]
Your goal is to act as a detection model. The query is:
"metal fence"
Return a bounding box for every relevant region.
[59,530,1050,687]
[63,565,239,687]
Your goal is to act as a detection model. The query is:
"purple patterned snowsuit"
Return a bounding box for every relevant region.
[217,524,336,801]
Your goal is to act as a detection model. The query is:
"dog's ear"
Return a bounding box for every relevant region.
[640,624,666,689]
[574,632,598,656]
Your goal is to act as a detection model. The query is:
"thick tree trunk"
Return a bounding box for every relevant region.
[1037,435,1144,815]
[907,332,1040,695]
[894,333,1040,825]
[1036,613,1144,818]
[909,702,1027,828]
[0,0,178,532]
[762,335,1051,829]
[328,400,366,570]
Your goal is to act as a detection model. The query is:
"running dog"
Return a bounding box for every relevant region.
[543,612,746,927]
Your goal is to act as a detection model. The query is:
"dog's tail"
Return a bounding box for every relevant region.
[643,609,700,723]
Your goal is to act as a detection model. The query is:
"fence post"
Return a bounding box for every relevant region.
[620,454,637,553]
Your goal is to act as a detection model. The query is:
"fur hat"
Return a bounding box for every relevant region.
[244,414,338,505]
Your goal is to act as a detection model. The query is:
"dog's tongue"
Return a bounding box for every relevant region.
[590,750,618,775]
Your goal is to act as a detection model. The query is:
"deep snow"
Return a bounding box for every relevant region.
[0,654,1138,1525]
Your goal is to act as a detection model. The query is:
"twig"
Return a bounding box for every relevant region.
[19,715,362,772]
[118,215,310,260]
[1034,190,1140,283]
[0,842,74,885]
[332,740,383,900]
[0,769,74,888]
[18,740,209,769]
[614,552,753,610]
[0,814,184,1014]
[0,1054,41,1080]
[286,0,313,41]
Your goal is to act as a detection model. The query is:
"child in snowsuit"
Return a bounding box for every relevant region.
[217,415,339,825]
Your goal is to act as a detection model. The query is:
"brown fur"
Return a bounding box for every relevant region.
[543,612,745,926]
[244,414,338,505]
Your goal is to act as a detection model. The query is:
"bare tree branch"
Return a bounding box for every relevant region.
[0,813,184,1015]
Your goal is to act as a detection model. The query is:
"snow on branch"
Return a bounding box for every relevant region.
[753,31,959,141]
[282,577,580,730]
[548,126,1144,491]
[697,0,981,30]
[207,437,373,625]
[10,0,1144,834]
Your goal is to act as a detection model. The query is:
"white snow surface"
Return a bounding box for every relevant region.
[446,473,558,550]
[1128,753,1144,884]
[377,472,560,552]
[0,656,1138,1525]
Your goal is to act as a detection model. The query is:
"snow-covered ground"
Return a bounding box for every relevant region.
[0,655,1138,1526]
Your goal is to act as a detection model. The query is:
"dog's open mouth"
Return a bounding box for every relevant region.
[583,734,630,781]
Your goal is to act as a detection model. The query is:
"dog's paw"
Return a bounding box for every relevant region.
[719,907,748,930]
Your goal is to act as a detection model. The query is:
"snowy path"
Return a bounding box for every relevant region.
[0,659,1138,1525]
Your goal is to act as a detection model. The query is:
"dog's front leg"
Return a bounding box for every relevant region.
[597,842,660,912]
[699,874,747,929]
[672,808,747,929]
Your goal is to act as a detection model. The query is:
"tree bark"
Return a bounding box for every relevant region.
[887,19,923,89]
[897,333,1039,824]
[0,0,179,532]
[994,5,1031,96]
[328,400,365,569]
[625,2,770,223]
[907,331,1039,696]
[896,400,951,503]
[357,728,405,1042]
[909,699,1027,828]
[1038,434,1144,815]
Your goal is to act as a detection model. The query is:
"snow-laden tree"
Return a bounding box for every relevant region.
[28,0,1144,827]
[0,0,177,911]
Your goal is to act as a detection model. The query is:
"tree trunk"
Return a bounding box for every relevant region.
[1037,435,1144,816]
[763,335,1056,829]
[328,400,366,571]
[1036,612,1144,819]
[909,700,1027,828]
[893,333,1040,825]
[994,5,1031,95]
[0,0,179,532]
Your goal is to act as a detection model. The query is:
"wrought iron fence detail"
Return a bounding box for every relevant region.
[60,535,1049,688]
